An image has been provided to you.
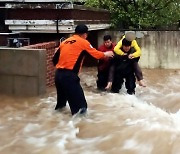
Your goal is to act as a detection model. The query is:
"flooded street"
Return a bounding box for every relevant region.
[0,67,180,154]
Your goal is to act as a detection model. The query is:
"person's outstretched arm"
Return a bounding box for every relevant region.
[105,59,115,90]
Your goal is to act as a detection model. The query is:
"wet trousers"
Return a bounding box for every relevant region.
[96,70,109,90]
[111,72,136,94]
[55,69,87,115]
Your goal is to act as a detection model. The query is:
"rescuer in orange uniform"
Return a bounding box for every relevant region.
[54,24,114,115]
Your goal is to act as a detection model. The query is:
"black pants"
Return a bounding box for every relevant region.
[111,72,136,94]
[96,70,109,90]
[55,69,87,115]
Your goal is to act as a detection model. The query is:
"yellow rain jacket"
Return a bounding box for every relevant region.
[114,35,141,58]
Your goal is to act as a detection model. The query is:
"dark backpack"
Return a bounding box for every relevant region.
[52,37,65,66]
[52,47,60,66]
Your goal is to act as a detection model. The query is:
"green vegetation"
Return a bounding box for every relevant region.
[84,0,180,29]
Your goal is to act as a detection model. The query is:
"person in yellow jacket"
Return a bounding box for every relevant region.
[113,31,146,87]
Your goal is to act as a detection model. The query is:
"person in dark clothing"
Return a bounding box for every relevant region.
[110,38,139,94]
[54,24,114,115]
[96,35,116,90]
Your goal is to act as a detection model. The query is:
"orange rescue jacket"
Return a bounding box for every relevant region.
[56,35,104,73]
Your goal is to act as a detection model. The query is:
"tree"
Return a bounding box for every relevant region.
[84,0,180,29]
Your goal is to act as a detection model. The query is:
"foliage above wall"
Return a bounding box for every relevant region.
[84,0,180,29]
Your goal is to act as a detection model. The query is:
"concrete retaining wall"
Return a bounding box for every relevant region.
[138,31,180,69]
[0,48,46,96]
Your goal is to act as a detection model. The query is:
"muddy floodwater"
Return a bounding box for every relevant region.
[0,67,180,154]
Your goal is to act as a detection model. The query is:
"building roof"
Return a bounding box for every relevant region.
[3,2,110,33]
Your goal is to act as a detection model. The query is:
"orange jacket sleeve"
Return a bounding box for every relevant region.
[83,39,104,59]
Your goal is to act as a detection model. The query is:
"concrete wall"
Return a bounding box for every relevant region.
[98,30,180,69]
[138,31,180,69]
[0,48,46,96]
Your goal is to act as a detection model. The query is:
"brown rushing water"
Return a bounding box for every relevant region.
[0,67,180,154]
